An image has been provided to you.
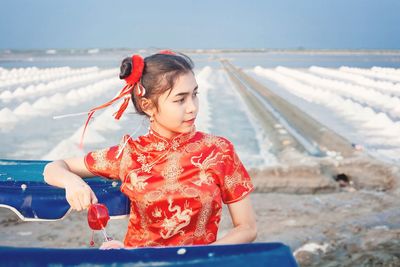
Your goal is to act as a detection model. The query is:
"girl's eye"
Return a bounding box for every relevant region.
[174,98,185,103]
[174,91,198,103]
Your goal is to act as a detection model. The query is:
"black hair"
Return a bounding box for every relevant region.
[119,52,194,115]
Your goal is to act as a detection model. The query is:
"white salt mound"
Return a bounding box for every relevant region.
[0,108,18,124]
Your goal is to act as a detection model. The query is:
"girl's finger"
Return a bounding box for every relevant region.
[76,192,86,211]
[90,190,98,204]
[83,190,91,209]
[100,240,124,250]
[68,197,78,211]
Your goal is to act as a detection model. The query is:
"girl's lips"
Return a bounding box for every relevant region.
[184,118,196,124]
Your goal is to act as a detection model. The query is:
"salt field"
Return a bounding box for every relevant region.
[250,65,400,165]
[1,50,399,167]
[0,61,271,168]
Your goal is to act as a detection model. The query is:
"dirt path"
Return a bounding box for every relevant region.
[222,60,355,157]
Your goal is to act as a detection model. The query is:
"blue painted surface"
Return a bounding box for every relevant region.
[0,159,130,220]
[0,243,298,266]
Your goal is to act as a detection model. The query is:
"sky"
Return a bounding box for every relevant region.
[1,0,400,50]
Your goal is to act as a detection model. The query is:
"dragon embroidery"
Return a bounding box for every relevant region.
[126,171,152,191]
[160,197,193,239]
[190,150,221,186]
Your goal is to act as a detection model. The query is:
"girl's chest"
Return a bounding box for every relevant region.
[119,149,223,205]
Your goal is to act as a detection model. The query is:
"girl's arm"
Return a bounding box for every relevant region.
[212,195,257,245]
[100,195,257,250]
[43,157,98,211]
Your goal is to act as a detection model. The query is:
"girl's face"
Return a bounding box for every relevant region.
[150,72,199,138]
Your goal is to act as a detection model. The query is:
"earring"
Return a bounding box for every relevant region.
[149,114,154,123]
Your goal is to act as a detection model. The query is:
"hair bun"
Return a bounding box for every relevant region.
[119,57,133,79]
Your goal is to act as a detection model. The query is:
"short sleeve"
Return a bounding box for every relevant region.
[84,139,125,180]
[219,140,254,204]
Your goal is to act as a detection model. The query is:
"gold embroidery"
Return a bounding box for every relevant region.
[224,167,253,193]
[171,139,180,150]
[152,207,162,218]
[203,134,228,149]
[190,150,221,186]
[91,148,118,175]
[224,172,241,193]
[182,187,200,198]
[140,141,167,152]
[119,130,251,247]
[194,191,216,238]
[203,134,218,147]
[183,141,202,153]
[135,201,151,240]
[160,197,193,239]
[137,153,146,164]
[141,163,152,173]
[170,128,196,148]
[129,209,138,222]
[126,171,152,191]
[161,152,183,192]
[132,128,197,176]
[143,127,196,152]
[144,190,163,203]
[155,142,166,151]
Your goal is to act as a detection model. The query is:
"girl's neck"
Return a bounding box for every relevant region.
[149,123,179,140]
[149,123,195,141]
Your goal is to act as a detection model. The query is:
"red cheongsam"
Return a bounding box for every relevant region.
[84,127,254,247]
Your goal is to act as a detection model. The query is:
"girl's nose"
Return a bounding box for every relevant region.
[186,97,198,114]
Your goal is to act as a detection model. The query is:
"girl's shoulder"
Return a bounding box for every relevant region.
[116,131,236,155]
[193,131,235,152]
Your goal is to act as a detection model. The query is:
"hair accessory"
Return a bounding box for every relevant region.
[135,82,146,97]
[158,50,176,55]
[124,55,145,86]
[79,55,144,149]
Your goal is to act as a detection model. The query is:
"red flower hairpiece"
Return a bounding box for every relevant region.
[79,55,144,149]
[124,55,144,86]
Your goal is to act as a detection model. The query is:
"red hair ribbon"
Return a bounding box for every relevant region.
[133,83,145,98]
[79,55,144,149]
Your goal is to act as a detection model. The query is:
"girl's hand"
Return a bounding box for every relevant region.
[100,240,125,250]
[64,177,98,211]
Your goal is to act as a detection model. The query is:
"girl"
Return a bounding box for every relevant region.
[43,50,257,249]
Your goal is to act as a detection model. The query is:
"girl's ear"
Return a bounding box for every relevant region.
[140,98,156,117]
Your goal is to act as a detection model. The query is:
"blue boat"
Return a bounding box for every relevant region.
[0,159,129,220]
[0,242,298,266]
[0,159,298,266]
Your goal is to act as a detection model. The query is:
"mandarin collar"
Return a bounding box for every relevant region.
[146,125,196,151]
